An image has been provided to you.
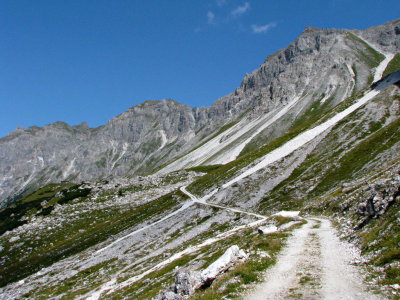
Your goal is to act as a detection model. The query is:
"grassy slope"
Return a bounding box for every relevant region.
[383,53,400,78]
[345,32,385,69]
[0,183,83,236]
[262,90,399,205]
[112,217,304,299]
[0,185,187,287]
[239,92,337,157]
[181,87,400,296]
[254,89,400,290]
[345,32,385,86]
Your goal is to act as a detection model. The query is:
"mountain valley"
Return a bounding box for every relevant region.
[0,19,400,299]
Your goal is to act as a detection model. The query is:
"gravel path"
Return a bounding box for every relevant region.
[244,218,381,300]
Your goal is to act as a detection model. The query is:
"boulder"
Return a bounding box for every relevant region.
[258,225,278,234]
[156,269,200,299]
[200,245,248,287]
[174,269,201,296]
[157,290,182,300]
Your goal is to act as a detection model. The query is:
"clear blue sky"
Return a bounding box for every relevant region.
[1,1,399,137]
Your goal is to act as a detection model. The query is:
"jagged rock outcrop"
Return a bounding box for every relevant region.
[355,170,400,229]
[1,19,399,206]
[156,269,201,300]
[359,19,400,53]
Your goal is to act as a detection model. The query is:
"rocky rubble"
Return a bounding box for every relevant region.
[355,170,400,229]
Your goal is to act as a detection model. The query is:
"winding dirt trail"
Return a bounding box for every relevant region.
[84,42,397,300]
[244,218,380,300]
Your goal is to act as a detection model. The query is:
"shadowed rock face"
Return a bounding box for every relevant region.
[1,19,399,206]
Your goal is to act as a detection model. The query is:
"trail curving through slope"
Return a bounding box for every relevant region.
[83,191,268,299]
[84,42,398,299]
[180,186,266,219]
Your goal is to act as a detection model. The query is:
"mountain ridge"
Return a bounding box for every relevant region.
[1,19,399,206]
[0,18,400,298]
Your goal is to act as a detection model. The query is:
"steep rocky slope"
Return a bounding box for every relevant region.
[1,19,399,206]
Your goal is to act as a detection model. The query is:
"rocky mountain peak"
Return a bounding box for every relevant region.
[1,19,399,205]
[7,126,25,137]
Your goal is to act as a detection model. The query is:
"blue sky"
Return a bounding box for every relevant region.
[1,1,399,137]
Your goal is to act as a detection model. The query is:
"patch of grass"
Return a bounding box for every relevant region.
[0,182,83,236]
[288,292,304,298]
[381,267,400,285]
[312,117,400,197]
[359,200,400,264]
[290,94,336,131]
[351,63,359,96]
[186,164,223,173]
[312,223,321,229]
[234,262,259,284]
[345,32,385,69]
[193,229,297,299]
[29,258,118,298]
[117,182,157,195]
[270,215,295,227]
[116,254,197,299]
[383,53,400,78]
[299,274,313,285]
[212,121,239,139]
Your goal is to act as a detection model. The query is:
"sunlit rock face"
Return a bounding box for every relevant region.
[1,19,399,206]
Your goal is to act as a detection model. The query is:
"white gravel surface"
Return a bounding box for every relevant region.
[244,218,381,300]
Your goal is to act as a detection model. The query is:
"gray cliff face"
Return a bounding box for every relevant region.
[0,100,198,204]
[1,19,399,205]
[358,19,400,53]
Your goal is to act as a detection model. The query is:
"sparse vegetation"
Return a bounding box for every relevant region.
[383,53,400,78]
[193,221,306,299]
[1,20,399,300]
[0,188,187,287]
[0,182,84,236]
[312,117,400,197]
[345,32,385,69]
[186,164,223,173]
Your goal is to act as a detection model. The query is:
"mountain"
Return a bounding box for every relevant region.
[0,19,399,299]
[2,20,399,207]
